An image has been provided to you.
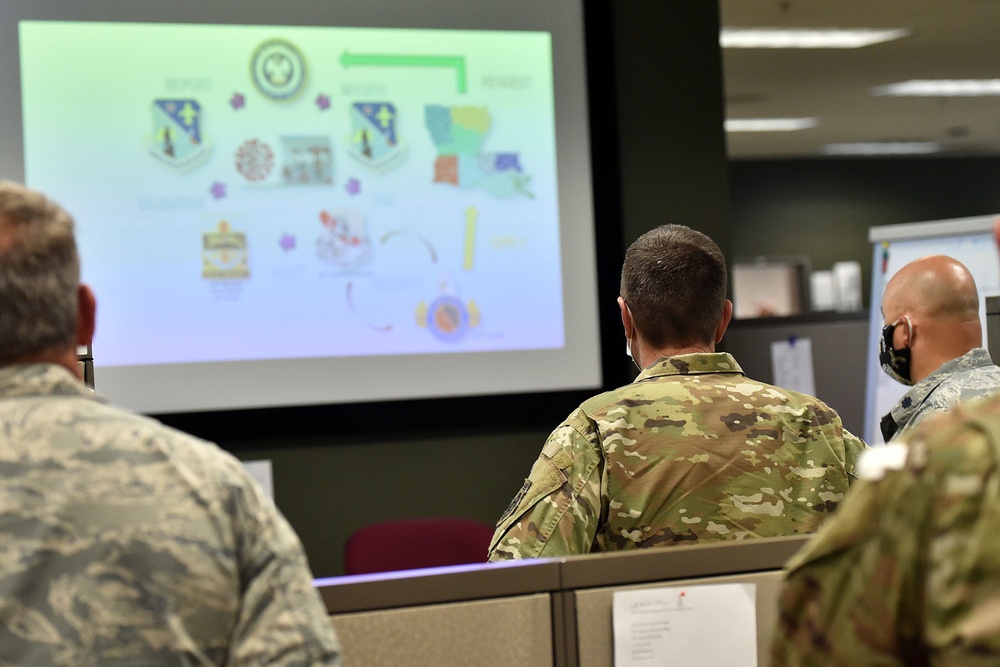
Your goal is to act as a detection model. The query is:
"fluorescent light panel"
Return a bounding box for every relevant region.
[725,118,819,132]
[822,142,941,156]
[721,28,909,49]
[872,79,1000,96]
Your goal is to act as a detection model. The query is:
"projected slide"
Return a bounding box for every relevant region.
[20,22,561,367]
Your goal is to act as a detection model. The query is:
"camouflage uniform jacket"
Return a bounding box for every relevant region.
[487,352,866,561]
[0,363,342,666]
[883,347,1000,442]
[772,393,1000,665]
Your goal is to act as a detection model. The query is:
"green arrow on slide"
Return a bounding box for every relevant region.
[340,51,467,93]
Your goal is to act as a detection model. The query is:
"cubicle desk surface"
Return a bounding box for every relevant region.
[557,534,808,589]
[316,536,807,613]
[316,557,562,614]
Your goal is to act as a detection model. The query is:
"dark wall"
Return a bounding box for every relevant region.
[729,157,1000,308]
[612,2,731,247]
[208,1,733,578]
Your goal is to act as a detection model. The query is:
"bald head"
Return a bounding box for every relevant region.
[882,254,982,383]
[883,255,979,324]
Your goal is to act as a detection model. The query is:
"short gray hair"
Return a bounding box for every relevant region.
[0,181,80,360]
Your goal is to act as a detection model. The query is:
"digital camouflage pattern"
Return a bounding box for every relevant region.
[884,346,1000,441]
[0,363,342,666]
[773,391,1000,665]
[488,352,866,561]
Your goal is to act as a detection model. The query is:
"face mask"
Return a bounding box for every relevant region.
[879,317,913,386]
[626,338,641,373]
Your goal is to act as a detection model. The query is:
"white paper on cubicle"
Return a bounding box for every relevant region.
[612,582,757,667]
[865,216,1000,445]
[771,337,816,397]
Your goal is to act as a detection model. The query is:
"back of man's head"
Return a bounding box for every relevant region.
[885,254,980,324]
[620,224,727,348]
[0,181,79,361]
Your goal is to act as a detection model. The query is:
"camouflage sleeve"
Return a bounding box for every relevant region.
[841,427,868,481]
[487,412,604,561]
[770,460,927,666]
[219,455,344,666]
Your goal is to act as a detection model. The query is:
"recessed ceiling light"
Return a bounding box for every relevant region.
[822,142,941,155]
[725,118,819,132]
[872,79,1000,96]
[721,28,909,49]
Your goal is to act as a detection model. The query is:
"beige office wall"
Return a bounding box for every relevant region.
[573,571,784,667]
[330,592,554,667]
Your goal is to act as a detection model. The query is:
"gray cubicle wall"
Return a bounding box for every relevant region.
[721,313,869,436]
[319,536,809,667]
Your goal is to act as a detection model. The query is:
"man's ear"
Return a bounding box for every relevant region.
[714,299,733,344]
[618,296,634,340]
[76,284,96,347]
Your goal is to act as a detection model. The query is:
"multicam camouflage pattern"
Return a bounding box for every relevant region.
[885,346,1000,441]
[0,363,342,666]
[488,352,866,561]
[773,392,1000,665]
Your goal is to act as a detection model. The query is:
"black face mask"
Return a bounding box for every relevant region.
[879,317,913,386]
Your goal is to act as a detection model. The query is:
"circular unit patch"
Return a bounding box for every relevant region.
[427,295,470,343]
[251,39,306,101]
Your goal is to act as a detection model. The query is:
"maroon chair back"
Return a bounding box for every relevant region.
[343,517,495,575]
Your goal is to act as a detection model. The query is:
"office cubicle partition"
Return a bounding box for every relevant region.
[317,536,808,667]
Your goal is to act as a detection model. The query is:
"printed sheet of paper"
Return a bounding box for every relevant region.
[612,582,757,666]
[770,337,816,396]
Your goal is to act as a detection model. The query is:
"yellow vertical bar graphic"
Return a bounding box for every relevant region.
[463,206,478,270]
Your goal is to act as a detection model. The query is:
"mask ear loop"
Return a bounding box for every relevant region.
[896,315,913,348]
[622,298,642,373]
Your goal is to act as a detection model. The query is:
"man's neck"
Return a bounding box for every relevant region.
[637,342,715,370]
[3,347,82,380]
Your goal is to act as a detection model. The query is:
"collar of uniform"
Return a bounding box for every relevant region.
[634,351,745,382]
[0,362,99,401]
[890,347,995,426]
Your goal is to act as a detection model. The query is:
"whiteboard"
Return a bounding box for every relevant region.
[864,215,1000,445]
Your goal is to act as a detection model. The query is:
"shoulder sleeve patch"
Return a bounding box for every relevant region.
[856,442,909,481]
[497,477,532,526]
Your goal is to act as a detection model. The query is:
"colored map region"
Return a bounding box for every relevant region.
[425,105,532,199]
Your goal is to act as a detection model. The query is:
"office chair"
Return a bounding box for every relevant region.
[343,517,495,575]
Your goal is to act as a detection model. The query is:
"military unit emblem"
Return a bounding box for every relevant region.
[147,99,211,171]
[202,220,249,279]
[316,209,372,271]
[250,39,307,101]
[348,102,406,173]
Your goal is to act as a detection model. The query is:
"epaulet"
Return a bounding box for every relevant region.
[856,442,909,481]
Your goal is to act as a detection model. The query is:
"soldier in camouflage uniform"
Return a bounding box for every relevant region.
[772,393,1000,664]
[488,224,867,561]
[877,254,1000,442]
[0,181,342,665]
[772,220,1000,665]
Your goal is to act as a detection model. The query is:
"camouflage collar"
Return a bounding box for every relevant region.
[0,363,100,401]
[636,352,745,381]
[890,347,994,427]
